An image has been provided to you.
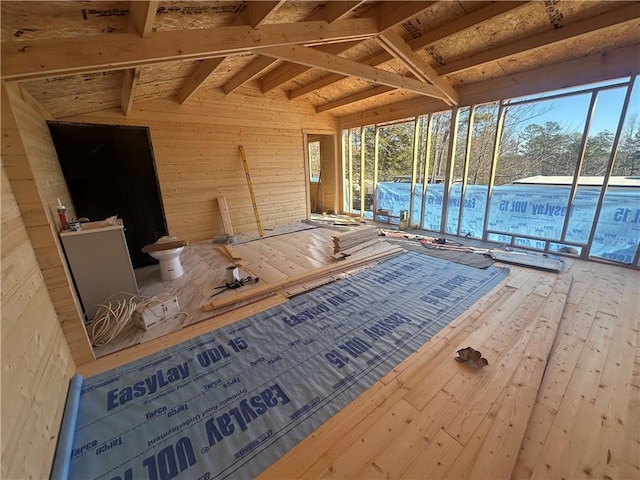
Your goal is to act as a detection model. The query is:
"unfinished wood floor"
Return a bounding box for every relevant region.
[78,228,640,479]
[95,223,398,357]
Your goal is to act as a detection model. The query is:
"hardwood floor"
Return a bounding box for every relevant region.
[77,227,640,479]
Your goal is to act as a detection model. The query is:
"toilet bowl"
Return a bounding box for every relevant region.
[148,236,185,281]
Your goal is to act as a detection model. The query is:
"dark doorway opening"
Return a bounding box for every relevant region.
[48,121,168,268]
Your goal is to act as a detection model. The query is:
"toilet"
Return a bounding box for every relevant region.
[147,236,185,281]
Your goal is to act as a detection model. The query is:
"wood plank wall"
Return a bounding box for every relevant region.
[66,88,339,242]
[1,162,75,479]
[2,83,94,366]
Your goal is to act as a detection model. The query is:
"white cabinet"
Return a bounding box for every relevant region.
[60,220,138,321]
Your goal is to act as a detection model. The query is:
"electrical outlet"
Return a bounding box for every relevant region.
[134,296,180,330]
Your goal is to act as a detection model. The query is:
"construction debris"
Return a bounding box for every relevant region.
[490,250,564,272]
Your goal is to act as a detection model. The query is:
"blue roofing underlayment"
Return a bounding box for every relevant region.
[54,252,508,480]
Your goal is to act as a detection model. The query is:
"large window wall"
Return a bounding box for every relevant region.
[341,76,640,267]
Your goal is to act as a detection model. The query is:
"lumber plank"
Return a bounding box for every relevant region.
[201,245,404,311]
[141,240,188,252]
[216,196,234,235]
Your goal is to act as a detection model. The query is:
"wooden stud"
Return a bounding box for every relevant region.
[121,67,140,116]
[439,107,459,233]
[456,106,475,236]
[560,91,598,245]
[585,75,637,259]
[128,1,158,38]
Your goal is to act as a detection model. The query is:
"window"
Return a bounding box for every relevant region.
[341,75,639,267]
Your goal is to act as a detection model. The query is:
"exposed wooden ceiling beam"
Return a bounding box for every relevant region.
[260,45,447,100]
[374,1,437,31]
[261,41,361,93]
[223,56,277,95]
[177,58,226,104]
[260,1,437,93]
[288,1,527,99]
[223,0,368,98]
[437,3,640,76]
[290,1,637,101]
[339,44,640,129]
[377,31,458,106]
[316,85,394,113]
[1,18,379,81]
[242,1,286,28]
[128,1,159,38]
[121,68,140,115]
[320,1,367,23]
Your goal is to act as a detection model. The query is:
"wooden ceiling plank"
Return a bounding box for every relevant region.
[177,58,225,104]
[316,85,394,113]
[287,1,527,99]
[1,18,379,81]
[437,3,640,76]
[377,31,459,106]
[121,68,140,115]
[244,1,287,28]
[223,57,278,95]
[128,1,159,38]
[259,0,438,93]
[260,45,446,99]
[320,1,367,23]
[261,40,361,93]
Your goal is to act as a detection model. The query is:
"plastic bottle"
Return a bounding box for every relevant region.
[57,198,69,231]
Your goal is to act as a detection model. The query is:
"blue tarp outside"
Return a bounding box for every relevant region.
[347,182,639,264]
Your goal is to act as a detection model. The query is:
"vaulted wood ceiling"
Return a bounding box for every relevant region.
[2,1,639,122]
